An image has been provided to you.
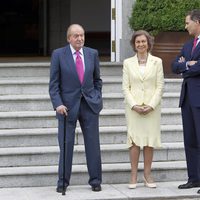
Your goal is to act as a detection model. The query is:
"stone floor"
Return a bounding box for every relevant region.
[0,181,199,200]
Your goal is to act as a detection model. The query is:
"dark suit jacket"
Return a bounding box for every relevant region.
[172,38,200,107]
[49,45,103,120]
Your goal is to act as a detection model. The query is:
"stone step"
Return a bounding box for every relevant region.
[0,62,187,191]
[0,128,58,148]
[0,142,185,167]
[0,62,123,77]
[0,125,183,148]
[0,94,52,111]
[102,78,182,93]
[164,78,182,93]
[162,92,180,107]
[79,125,184,145]
[0,76,122,95]
[102,76,122,93]
[0,161,187,187]
[0,63,50,77]
[0,92,180,111]
[0,76,182,95]
[0,77,48,95]
[0,108,181,129]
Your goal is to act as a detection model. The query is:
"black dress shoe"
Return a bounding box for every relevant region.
[178,182,200,189]
[56,186,67,193]
[197,189,200,194]
[91,185,101,192]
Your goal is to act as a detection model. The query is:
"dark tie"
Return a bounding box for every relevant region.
[192,37,198,53]
[75,51,84,83]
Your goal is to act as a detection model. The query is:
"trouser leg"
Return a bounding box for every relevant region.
[79,98,102,186]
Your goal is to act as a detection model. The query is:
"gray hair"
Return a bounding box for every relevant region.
[66,24,85,39]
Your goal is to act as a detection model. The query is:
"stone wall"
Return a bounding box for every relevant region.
[120,0,136,61]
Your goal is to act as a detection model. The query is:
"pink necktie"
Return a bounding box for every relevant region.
[75,51,84,83]
[192,37,198,53]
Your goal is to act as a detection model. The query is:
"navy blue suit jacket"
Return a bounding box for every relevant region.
[49,45,103,120]
[172,38,200,107]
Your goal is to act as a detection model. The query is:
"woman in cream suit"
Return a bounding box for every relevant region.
[122,30,164,189]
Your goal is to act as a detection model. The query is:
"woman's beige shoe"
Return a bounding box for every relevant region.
[143,176,157,188]
[128,183,137,189]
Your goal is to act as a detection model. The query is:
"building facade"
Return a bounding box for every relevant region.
[0,0,134,61]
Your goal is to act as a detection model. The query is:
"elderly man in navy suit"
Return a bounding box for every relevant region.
[172,10,200,194]
[49,24,102,193]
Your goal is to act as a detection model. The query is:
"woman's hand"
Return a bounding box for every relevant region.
[142,105,153,115]
[132,105,145,114]
[132,105,153,115]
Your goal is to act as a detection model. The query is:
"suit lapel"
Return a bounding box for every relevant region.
[131,55,143,80]
[143,54,154,80]
[191,41,200,58]
[82,47,89,85]
[131,54,153,81]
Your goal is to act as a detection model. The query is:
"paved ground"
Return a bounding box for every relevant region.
[0,182,200,200]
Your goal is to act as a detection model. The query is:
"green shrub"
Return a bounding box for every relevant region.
[129,0,200,36]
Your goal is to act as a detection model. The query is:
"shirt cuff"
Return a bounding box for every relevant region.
[186,61,189,70]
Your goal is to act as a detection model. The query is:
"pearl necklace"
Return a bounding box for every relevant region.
[138,54,148,65]
[138,59,147,64]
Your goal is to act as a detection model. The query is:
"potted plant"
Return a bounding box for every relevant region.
[129,0,200,77]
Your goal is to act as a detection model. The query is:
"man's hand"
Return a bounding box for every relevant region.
[56,105,69,116]
[178,56,185,63]
[187,60,197,67]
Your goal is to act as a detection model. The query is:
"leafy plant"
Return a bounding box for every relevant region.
[129,0,200,36]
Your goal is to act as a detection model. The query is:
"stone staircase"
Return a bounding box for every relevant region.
[0,62,186,188]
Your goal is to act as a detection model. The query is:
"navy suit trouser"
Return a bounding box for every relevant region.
[57,97,102,187]
[181,92,200,183]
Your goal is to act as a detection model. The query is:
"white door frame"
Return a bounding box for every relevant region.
[111,0,122,62]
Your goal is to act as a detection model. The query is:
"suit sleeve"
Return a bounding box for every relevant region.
[172,43,200,78]
[122,60,137,109]
[49,50,63,110]
[148,59,164,109]
[93,50,102,93]
[182,60,200,78]
[171,47,188,74]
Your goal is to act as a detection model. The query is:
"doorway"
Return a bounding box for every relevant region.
[0,0,111,61]
[0,0,44,56]
[70,0,111,60]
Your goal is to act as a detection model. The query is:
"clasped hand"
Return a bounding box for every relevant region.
[132,105,153,115]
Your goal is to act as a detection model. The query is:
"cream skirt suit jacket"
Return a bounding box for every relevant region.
[122,54,164,148]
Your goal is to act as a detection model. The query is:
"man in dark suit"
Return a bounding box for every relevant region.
[49,24,102,193]
[172,10,200,194]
